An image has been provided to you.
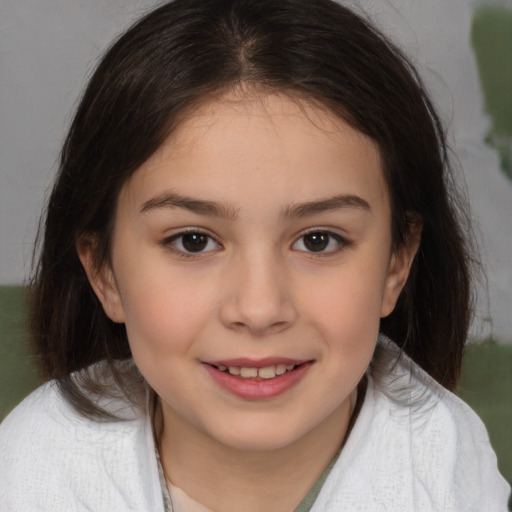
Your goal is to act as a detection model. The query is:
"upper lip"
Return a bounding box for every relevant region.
[204,357,310,368]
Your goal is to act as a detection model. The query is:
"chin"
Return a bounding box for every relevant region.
[208,417,311,453]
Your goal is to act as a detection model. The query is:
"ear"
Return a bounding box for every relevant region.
[76,236,125,323]
[380,217,422,318]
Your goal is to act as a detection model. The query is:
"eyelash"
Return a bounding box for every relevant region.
[161,229,222,259]
[292,229,350,256]
[160,228,350,259]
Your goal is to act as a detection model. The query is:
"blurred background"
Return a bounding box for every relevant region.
[1,0,511,491]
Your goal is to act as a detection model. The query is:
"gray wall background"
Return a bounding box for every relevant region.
[1,0,511,342]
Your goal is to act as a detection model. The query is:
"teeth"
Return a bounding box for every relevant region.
[258,366,277,379]
[219,364,297,379]
[275,364,287,375]
[240,367,258,378]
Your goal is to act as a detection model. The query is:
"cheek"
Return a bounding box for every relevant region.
[120,279,215,399]
[303,266,388,336]
[117,269,217,361]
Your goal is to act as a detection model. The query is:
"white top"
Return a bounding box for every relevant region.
[0,338,509,511]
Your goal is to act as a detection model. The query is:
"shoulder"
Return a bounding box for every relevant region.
[0,371,163,511]
[369,337,510,510]
[314,337,510,511]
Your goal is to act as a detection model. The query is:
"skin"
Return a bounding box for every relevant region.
[80,91,419,511]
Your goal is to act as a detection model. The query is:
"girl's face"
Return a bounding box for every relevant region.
[82,92,417,452]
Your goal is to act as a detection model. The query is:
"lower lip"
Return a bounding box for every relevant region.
[203,362,313,400]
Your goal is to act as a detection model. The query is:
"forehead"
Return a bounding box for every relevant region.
[164,91,375,161]
[119,91,388,217]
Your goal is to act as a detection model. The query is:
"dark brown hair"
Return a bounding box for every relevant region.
[30,0,474,418]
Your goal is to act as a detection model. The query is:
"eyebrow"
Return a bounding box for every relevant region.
[281,194,371,219]
[140,192,371,220]
[140,192,239,220]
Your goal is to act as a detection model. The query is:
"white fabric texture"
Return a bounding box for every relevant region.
[0,338,509,511]
[309,340,510,511]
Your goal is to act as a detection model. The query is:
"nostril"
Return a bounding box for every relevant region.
[218,280,298,334]
[270,321,289,332]
[228,319,291,336]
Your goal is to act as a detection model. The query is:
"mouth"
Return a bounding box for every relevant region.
[208,362,301,380]
[202,358,313,399]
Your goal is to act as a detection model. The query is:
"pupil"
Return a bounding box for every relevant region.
[182,233,208,252]
[304,232,328,252]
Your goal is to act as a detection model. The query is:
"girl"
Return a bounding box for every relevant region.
[0,0,509,510]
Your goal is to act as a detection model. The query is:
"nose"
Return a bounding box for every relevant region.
[219,252,298,336]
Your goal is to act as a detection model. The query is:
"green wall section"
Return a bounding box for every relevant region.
[0,286,511,487]
[459,341,512,486]
[0,287,39,418]
[471,7,512,178]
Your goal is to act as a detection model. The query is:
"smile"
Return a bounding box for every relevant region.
[213,364,297,380]
[203,359,313,400]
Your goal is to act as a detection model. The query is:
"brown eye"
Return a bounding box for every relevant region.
[167,231,220,254]
[303,232,330,252]
[292,231,346,254]
[182,233,208,252]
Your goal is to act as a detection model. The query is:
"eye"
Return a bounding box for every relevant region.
[292,230,346,254]
[166,231,221,254]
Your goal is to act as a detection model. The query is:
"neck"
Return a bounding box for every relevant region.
[157,395,355,512]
